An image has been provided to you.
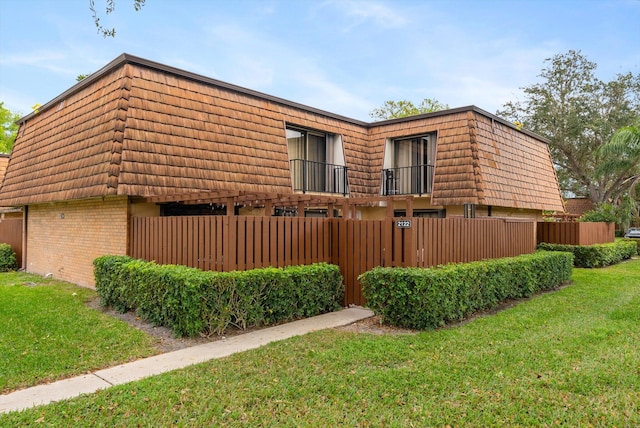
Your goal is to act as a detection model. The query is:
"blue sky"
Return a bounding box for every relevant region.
[1,0,639,121]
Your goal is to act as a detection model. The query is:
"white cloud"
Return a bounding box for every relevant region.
[200,20,370,117]
[0,51,73,76]
[322,0,409,31]
[292,68,373,117]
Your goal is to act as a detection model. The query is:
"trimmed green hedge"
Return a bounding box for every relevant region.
[93,256,344,337]
[537,240,637,268]
[622,238,640,256]
[360,251,573,330]
[0,243,17,272]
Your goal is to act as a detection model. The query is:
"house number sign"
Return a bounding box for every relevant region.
[395,219,412,229]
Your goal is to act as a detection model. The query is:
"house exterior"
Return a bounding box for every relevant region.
[564,198,595,218]
[0,54,564,287]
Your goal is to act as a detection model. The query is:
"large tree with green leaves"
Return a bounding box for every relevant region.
[0,102,21,154]
[370,98,449,121]
[497,50,640,203]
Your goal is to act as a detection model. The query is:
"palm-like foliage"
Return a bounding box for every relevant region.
[596,125,640,200]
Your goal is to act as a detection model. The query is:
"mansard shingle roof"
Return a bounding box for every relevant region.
[0,53,564,212]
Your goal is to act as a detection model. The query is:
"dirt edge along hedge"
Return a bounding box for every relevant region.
[537,239,637,268]
[0,243,17,272]
[93,256,344,337]
[359,251,573,330]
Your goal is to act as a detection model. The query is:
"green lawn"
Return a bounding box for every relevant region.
[0,273,159,393]
[2,260,639,426]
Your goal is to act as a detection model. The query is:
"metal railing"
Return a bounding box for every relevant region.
[290,159,348,196]
[382,164,434,196]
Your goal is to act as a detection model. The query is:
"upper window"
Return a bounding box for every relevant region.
[286,126,348,195]
[382,133,436,195]
[286,128,327,165]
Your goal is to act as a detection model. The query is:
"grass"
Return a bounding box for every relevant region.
[2,261,640,426]
[0,273,159,394]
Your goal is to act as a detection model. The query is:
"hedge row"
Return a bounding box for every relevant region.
[537,239,637,268]
[0,243,17,272]
[93,256,344,337]
[359,251,573,330]
[622,238,640,256]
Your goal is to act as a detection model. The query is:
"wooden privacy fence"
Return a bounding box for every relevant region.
[130,216,333,271]
[130,216,536,306]
[0,218,23,266]
[537,222,615,246]
[333,217,536,305]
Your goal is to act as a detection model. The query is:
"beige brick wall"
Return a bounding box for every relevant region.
[26,196,129,288]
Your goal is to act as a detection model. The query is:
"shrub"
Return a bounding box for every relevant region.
[93,257,344,337]
[537,240,637,268]
[622,238,640,256]
[0,243,17,272]
[359,251,573,330]
[579,203,618,223]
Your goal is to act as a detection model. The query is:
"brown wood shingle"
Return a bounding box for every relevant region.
[0,54,564,212]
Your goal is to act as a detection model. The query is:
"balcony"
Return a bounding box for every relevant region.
[382,164,434,196]
[290,159,348,196]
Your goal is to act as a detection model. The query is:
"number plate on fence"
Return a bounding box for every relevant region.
[396,219,412,229]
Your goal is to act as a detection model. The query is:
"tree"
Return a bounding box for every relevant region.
[497,50,640,203]
[370,98,449,120]
[0,102,21,154]
[596,124,640,196]
[90,0,146,37]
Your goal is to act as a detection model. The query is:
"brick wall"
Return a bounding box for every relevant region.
[26,196,129,288]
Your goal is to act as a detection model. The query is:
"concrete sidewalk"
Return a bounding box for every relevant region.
[1,307,374,414]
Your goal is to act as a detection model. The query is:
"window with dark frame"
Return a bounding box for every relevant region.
[286,126,348,195]
[383,132,436,195]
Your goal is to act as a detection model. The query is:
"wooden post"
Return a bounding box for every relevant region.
[386,198,394,218]
[327,203,334,218]
[297,201,305,217]
[225,197,234,216]
[405,196,413,217]
[264,199,272,216]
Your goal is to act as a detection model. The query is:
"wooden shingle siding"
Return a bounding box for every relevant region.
[0,67,130,204]
[0,54,564,212]
[118,66,292,196]
[115,64,373,197]
[472,113,564,211]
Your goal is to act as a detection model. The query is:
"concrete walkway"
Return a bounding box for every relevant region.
[1,307,374,414]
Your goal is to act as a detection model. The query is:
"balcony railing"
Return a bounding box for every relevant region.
[290,159,348,196]
[382,164,434,196]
